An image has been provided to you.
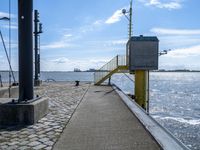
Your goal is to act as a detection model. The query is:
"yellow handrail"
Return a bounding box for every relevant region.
[94,55,127,85]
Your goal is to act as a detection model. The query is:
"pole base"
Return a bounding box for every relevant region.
[0,97,48,126]
[34,80,42,86]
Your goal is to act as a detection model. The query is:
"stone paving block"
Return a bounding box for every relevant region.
[44,146,52,150]
[46,131,55,135]
[38,134,46,138]
[29,137,39,142]
[28,134,37,138]
[19,146,31,150]
[18,140,30,146]
[43,140,54,146]
[8,141,19,146]
[0,83,89,149]
[7,145,18,150]
[33,144,47,150]
[28,141,41,147]
[0,145,8,149]
[38,137,49,143]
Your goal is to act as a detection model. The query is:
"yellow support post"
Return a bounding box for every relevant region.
[135,70,149,110]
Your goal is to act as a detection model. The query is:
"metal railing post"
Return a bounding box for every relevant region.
[0,74,3,87]
[116,55,119,67]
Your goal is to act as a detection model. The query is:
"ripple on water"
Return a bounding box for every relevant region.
[111,72,200,150]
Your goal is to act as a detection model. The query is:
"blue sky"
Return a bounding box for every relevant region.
[0,0,200,71]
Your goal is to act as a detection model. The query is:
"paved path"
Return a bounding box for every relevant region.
[0,82,89,150]
[53,85,160,150]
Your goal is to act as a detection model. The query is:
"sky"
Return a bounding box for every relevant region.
[0,0,200,71]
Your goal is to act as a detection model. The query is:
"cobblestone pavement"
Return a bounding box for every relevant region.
[0,82,90,150]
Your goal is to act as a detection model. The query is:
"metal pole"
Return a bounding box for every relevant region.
[129,0,132,39]
[126,0,133,66]
[147,70,150,114]
[9,0,11,97]
[0,31,16,84]
[34,10,39,86]
[130,0,147,110]
[38,35,41,78]
[18,0,34,101]
[0,74,3,87]
[135,70,147,110]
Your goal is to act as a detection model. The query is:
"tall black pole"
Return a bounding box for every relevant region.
[18,0,34,101]
[34,10,39,86]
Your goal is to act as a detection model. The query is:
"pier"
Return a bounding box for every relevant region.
[53,85,160,150]
[0,0,193,149]
[0,82,188,149]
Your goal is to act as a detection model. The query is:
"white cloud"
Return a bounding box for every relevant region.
[138,0,183,10]
[52,57,69,64]
[0,12,15,19]
[93,20,104,26]
[80,20,104,33]
[167,45,200,58]
[99,39,127,47]
[151,28,200,35]
[41,57,111,71]
[158,44,200,69]
[41,31,75,50]
[0,12,10,18]
[63,34,72,38]
[110,39,127,45]
[41,41,72,49]
[2,25,18,30]
[157,35,200,50]
[105,8,124,24]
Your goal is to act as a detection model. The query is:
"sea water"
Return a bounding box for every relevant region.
[112,72,200,150]
[0,71,199,149]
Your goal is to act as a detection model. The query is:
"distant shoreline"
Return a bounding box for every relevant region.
[0,70,200,73]
[154,70,200,72]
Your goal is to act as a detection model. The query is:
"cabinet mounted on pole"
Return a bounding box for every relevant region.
[128,35,159,71]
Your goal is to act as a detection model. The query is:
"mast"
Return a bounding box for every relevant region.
[129,0,133,39]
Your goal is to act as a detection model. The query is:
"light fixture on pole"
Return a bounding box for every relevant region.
[122,0,132,39]
[0,17,10,21]
[122,0,133,66]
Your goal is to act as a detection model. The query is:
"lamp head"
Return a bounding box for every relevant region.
[122,9,127,15]
[0,17,10,21]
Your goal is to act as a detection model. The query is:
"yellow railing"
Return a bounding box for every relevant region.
[94,55,127,85]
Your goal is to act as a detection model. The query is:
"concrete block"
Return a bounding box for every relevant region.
[0,97,48,126]
[34,80,42,86]
[0,87,18,98]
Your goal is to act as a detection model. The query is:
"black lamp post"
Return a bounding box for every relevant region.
[34,10,43,86]
[18,0,34,102]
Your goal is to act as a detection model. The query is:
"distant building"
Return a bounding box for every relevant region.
[86,68,96,72]
[74,68,81,72]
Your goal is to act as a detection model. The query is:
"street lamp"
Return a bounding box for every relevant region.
[0,17,10,21]
[122,0,133,66]
[122,0,133,39]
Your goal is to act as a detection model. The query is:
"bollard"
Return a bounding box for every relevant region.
[75,81,80,86]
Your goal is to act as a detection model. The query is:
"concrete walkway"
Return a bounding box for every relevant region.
[53,85,160,150]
